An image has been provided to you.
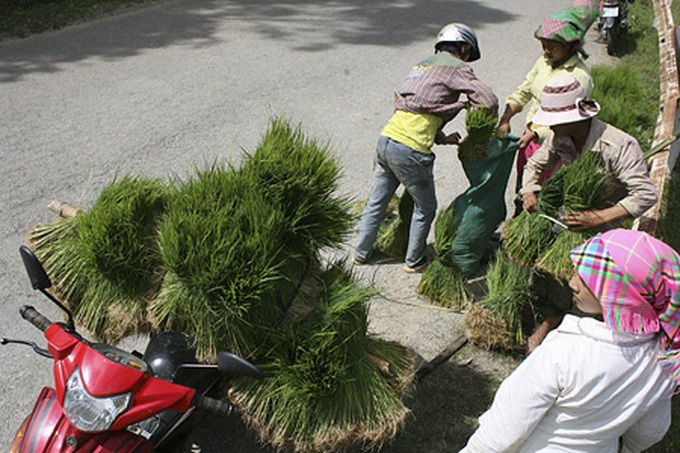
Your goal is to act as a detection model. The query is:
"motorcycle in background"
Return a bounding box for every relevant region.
[3,245,263,452]
[599,0,634,56]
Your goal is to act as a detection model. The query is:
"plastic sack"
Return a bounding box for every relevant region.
[447,136,518,276]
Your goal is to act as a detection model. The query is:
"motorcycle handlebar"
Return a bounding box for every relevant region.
[20,305,53,332]
[197,395,238,417]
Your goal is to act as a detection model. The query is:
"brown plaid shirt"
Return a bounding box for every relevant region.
[393,52,498,122]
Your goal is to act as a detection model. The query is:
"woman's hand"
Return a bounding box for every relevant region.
[561,206,629,231]
[517,130,537,149]
[497,121,511,139]
[522,192,539,212]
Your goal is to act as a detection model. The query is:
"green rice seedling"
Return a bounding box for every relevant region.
[71,175,171,340]
[433,201,457,258]
[475,252,534,346]
[30,216,86,306]
[532,152,608,281]
[537,164,568,217]
[243,117,354,259]
[30,175,171,341]
[417,258,471,310]
[375,190,413,258]
[536,229,590,281]
[458,107,498,161]
[561,151,608,213]
[501,211,556,267]
[153,164,289,360]
[229,263,413,453]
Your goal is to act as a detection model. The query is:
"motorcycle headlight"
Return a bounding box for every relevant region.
[63,368,131,432]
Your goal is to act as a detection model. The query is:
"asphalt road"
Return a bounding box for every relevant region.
[0,0,610,449]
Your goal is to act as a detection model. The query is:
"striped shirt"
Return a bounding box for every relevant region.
[393,52,498,121]
[382,52,498,153]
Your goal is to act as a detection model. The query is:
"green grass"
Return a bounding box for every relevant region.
[0,0,160,40]
[590,0,665,152]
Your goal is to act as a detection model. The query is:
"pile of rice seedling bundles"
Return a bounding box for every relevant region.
[28,118,416,452]
[229,263,414,453]
[535,151,609,278]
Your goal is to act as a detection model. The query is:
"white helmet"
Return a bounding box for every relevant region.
[435,23,481,62]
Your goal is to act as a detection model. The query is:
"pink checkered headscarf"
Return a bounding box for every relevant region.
[570,229,680,384]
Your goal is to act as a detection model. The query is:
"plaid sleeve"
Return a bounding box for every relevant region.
[449,65,499,116]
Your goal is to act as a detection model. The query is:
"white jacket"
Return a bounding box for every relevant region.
[461,315,676,452]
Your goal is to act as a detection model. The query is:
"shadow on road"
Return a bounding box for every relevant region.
[0,0,516,83]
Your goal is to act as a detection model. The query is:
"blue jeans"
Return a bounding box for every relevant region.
[355,136,436,268]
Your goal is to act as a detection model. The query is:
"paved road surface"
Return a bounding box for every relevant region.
[0,0,613,449]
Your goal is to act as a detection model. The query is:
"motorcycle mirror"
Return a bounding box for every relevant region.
[19,245,75,332]
[19,245,52,290]
[217,352,264,380]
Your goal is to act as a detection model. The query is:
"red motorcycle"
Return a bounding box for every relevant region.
[4,245,263,452]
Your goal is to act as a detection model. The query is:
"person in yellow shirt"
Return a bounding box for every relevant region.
[497,1,600,215]
[353,23,497,273]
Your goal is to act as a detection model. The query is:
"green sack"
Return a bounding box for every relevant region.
[449,136,519,276]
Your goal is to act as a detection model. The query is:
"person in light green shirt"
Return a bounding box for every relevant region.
[497,1,599,214]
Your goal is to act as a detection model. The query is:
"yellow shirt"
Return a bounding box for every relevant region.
[380,110,443,154]
[507,54,592,143]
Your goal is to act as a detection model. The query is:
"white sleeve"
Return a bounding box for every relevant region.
[460,341,562,452]
[620,397,672,453]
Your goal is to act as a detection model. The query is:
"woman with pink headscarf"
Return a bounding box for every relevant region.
[461,229,679,452]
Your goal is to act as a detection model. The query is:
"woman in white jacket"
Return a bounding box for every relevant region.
[461,229,680,452]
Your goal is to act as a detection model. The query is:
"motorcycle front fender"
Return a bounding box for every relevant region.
[11,387,153,453]
[603,16,618,28]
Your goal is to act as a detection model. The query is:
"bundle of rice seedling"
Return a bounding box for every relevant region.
[154,118,358,360]
[535,151,609,280]
[457,107,498,161]
[417,258,471,309]
[375,190,413,258]
[561,150,607,213]
[537,164,567,217]
[433,201,457,258]
[535,229,590,281]
[464,304,515,351]
[30,175,172,341]
[243,117,354,258]
[229,263,414,453]
[152,165,290,360]
[501,211,556,266]
[465,252,534,348]
[30,215,85,302]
